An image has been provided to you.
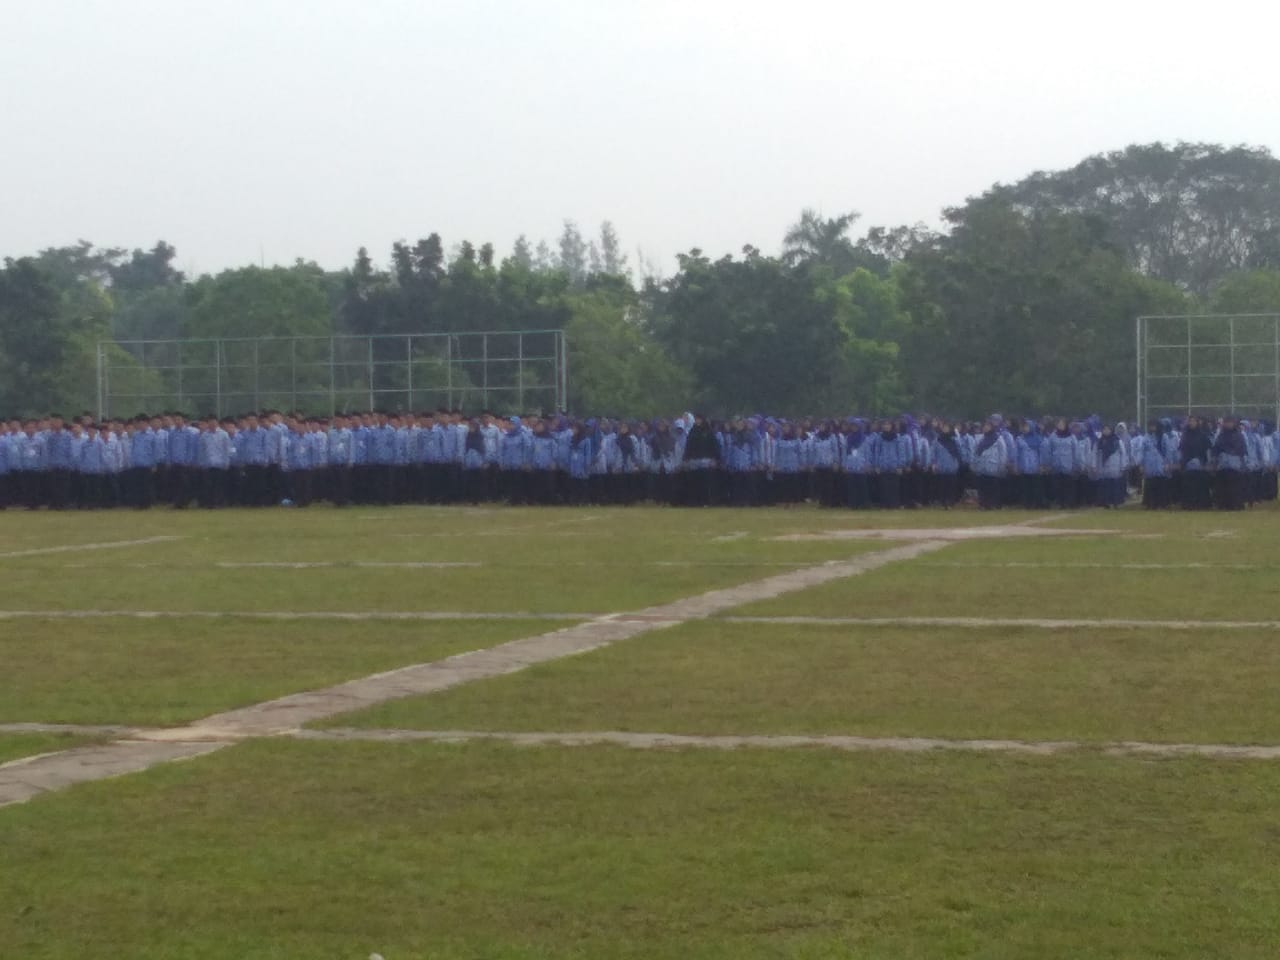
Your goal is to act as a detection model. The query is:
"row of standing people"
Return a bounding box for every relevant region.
[0,410,1274,511]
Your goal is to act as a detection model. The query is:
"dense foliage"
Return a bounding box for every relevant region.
[4,142,1280,419]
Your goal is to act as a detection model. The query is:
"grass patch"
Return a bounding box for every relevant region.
[0,506,900,614]
[2,740,1279,959]
[0,733,101,765]
[0,618,565,726]
[332,620,1280,744]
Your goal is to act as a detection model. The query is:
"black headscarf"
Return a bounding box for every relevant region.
[1212,421,1247,458]
[1180,420,1210,465]
[1097,430,1120,459]
[974,427,1000,457]
[936,428,962,463]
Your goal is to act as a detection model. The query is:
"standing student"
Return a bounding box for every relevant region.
[1093,424,1127,507]
[930,421,963,508]
[1139,419,1174,509]
[681,414,720,507]
[648,420,679,505]
[872,420,903,508]
[1178,415,1212,510]
[1044,419,1078,508]
[1015,420,1045,509]
[971,419,1007,509]
[1211,415,1248,511]
[566,423,594,505]
[197,417,233,508]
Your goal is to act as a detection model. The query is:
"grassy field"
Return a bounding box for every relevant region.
[332,620,1280,744]
[4,741,1280,960]
[0,617,569,726]
[2,501,1279,957]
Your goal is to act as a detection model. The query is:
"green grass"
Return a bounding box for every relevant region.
[0,618,566,726]
[330,620,1280,744]
[736,506,1280,620]
[0,506,901,614]
[6,503,1280,957]
[0,733,102,765]
[3,740,1279,959]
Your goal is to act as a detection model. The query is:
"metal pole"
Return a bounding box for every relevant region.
[559,329,568,413]
[96,342,106,420]
[1185,316,1192,417]
[1229,316,1236,413]
[446,335,454,410]
[367,338,375,411]
[1134,318,1142,428]
[329,336,336,416]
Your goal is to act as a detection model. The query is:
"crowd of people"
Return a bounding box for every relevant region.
[0,409,1275,512]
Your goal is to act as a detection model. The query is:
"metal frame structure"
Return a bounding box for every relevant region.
[1136,313,1280,426]
[97,331,568,419]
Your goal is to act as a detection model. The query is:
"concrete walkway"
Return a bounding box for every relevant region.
[0,539,948,807]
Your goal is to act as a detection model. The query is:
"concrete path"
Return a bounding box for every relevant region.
[0,539,948,807]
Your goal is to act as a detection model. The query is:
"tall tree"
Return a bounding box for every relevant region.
[0,258,68,415]
[979,141,1280,295]
[599,221,629,276]
[511,235,534,270]
[558,221,588,287]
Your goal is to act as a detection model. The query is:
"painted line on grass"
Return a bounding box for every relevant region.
[215,561,483,569]
[0,539,948,807]
[773,526,1120,542]
[0,610,591,622]
[292,728,1280,761]
[719,615,1280,631]
[920,561,1262,570]
[0,536,181,560]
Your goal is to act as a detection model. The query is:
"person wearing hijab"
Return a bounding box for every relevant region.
[929,420,963,508]
[1261,421,1278,502]
[681,414,720,507]
[1015,419,1046,509]
[872,419,904,508]
[971,419,1008,509]
[1044,419,1078,509]
[1211,414,1248,510]
[648,420,679,505]
[1138,419,1173,509]
[1178,415,1212,510]
[1093,423,1127,507]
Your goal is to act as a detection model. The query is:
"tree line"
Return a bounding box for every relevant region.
[4,141,1280,420]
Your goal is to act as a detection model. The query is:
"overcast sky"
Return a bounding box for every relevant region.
[3,0,1277,277]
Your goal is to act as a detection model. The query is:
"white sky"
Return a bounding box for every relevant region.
[3,0,1278,277]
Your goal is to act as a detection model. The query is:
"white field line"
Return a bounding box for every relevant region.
[0,610,590,622]
[57,560,819,569]
[720,615,1280,631]
[0,539,948,808]
[294,728,1280,761]
[920,561,1262,570]
[0,536,181,560]
[214,561,482,569]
